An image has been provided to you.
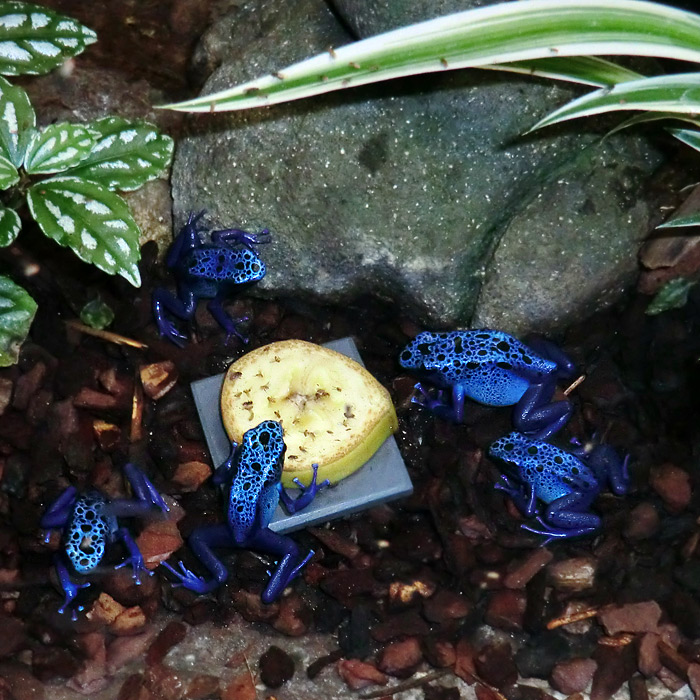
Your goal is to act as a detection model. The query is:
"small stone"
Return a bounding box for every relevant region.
[272,593,312,637]
[550,658,597,694]
[231,590,279,623]
[221,673,255,700]
[591,642,637,700]
[92,419,122,452]
[186,674,220,699]
[337,659,389,690]
[259,645,295,688]
[172,461,211,492]
[423,589,471,623]
[110,606,147,636]
[421,637,456,668]
[485,589,526,632]
[547,557,597,592]
[504,548,554,589]
[86,592,125,626]
[0,615,25,658]
[638,633,661,677]
[308,526,361,560]
[376,637,423,679]
[650,463,692,512]
[146,622,187,666]
[475,642,518,689]
[143,663,185,700]
[624,502,660,540]
[117,673,149,700]
[107,628,158,674]
[31,647,80,682]
[320,567,377,602]
[657,665,686,692]
[372,609,430,642]
[598,601,662,635]
[67,632,108,695]
[136,520,184,570]
[140,361,178,400]
[454,639,477,684]
[688,663,700,698]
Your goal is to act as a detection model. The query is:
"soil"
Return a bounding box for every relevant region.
[2,1,700,699]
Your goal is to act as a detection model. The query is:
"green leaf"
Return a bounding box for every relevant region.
[488,56,642,88]
[62,116,174,191]
[646,277,695,315]
[0,205,20,245]
[79,297,114,330]
[0,151,17,188]
[26,176,141,286]
[0,1,96,76]
[159,0,700,113]
[668,127,700,153]
[0,75,33,166]
[0,274,35,366]
[531,73,700,130]
[607,111,700,137]
[23,122,97,175]
[657,210,700,229]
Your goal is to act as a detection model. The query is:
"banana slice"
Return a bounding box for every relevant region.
[220,340,398,487]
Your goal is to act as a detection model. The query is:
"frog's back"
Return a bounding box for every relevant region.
[490,432,598,504]
[229,421,286,539]
[65,492,110,574]
[184,246,265,285]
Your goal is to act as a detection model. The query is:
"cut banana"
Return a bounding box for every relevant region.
[220,340,398,487]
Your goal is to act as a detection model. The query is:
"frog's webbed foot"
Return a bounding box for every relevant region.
[152,287,190,347]
[161,560,219,594]
[207,298,249,344]
[494,474,520,499]
[114,528,152,584]
[211,227,271,251]
[522,516,598,546]
[55,558,90,620]
[123,463,170,514]
[279,463,330,514]
[410,382,458,420]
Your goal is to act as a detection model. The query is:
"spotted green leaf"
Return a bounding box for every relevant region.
[0,205,20,245]
[0,75,33,166]
[23,122,97,175]
[646,277,695,315]
[79,297,114,330]
[0,1,96,76]
[0,151,17,188]
[0,274,35,365]
[62,117,174,191]
[26,176,141,286]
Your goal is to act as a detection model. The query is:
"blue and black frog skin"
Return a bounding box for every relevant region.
[399,329,576,440]
[40,463,169,618]
[488,431,629,544]
[163,420,329,604]
[152,210,270,347]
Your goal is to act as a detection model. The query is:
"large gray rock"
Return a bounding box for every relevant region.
[171,0,660,333]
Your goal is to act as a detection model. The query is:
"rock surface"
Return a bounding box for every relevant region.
[172,0,661,333]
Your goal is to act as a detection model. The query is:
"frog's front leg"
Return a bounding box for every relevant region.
[207,295,249,344]
[512,378,572,440]
[411,383,464,422]
[161,524,234,594]
[41,486,78,536]
[114,528,152,583]
[54,556,90,620]
[211,227,271,251]
[278,463,330,514]
[152,286,197,347]
[586,445,630,496]
[248,528,314,604]
[524,336,576,379]
[123,463,169,514]
[494,475,537,518]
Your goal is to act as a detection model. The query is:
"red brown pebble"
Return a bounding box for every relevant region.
[376,637,423,678]
[688,663,700,698]
[186,674,220,699]
[117,673,151,700]
[650,463,692,513]
[372,609,430,642]
[551,658,597,694]
[454,638,477,684]
[231,590,279,623]
[638,633,661,676]
[624,502,660,540]
[474,642,518,689]
[221,673,256,700]
[321,567,378,603]
[0,614,25,657]
[423,589,471,623]
[504,548,554,589]
[136,520,185,571]
[146,622,187,666]
[107,627,158,674]
[547,556,597,592]
[259,645,295,688]
[421,637,456,668]
[172,461,210,492]
[143,663,185,700]
[337,659,389,690]
[272,592,312,637]
[598,601,662,635]
[591,642,637,700]
[140,361,178,400]
[484,589,526,632]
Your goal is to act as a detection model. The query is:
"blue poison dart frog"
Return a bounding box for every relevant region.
[162,420,329,604]
[489,431,629,544]
[40,463,169,619]
[399,329,576,440]
[152,210,270,347]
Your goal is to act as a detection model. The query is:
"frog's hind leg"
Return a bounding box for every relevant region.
[524,493,600,544]
[524,336,576,379]
[152,286,197,347]
[122,463,169,513]
[54,556,91,619]
[248,529,314,604]
[207,295,249,343]
[513,379,572,441]
[41,486,78,530]
[114,527,152,583]
[162,524,234,594]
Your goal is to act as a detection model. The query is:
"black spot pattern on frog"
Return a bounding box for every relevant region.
[65,492,109,574]
[187,246,266,284]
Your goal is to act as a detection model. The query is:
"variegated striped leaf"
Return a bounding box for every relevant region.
[63,116,174,191]
[0,75,33,166]
[26,176,141,286]
[0,273,36,366]
[23,122,98,175]
[0,1,96,76]
[668,127,700,154]
[0,205,20,245]
[0,151,17,188]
